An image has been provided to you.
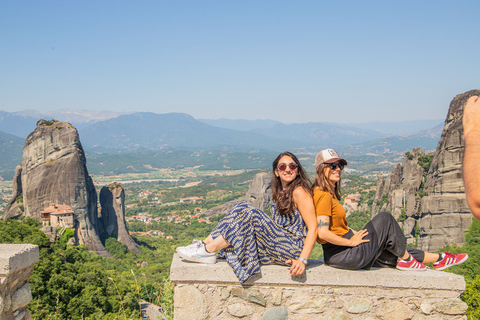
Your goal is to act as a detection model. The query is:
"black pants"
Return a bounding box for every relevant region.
[322,211,425,270]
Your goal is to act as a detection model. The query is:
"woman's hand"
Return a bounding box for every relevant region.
[348,229,369,247]
[285,259,306,277]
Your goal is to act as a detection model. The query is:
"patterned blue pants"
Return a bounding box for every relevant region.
[210,202,304,282]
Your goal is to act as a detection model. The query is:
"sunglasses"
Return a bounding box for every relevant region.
[277,162,298,171]
[325,162,344,170]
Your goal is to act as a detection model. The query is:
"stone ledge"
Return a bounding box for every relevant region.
[170,254,465,291]
[0,244,40,275]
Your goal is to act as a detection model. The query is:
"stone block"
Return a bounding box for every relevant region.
[11,283,31,311]
[0,245,39,276]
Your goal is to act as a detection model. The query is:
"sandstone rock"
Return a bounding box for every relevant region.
[13,310,26,320]
[420,301,434,314]
[263,307,287,320]
[221,287,230,300]
[4,120,111,257]
[286,295,327,314]
[40,226,57,242]
[346,298,372,314]
[435,298,468,315]
[174,286,207,320]
[99,183,140,255]
[271,289,282,306]
[231,287,266,306]
[245,172,272,211]
[330,310,351,320]
[227,302,254,317]
[11,283,31,311]
[418,89,480,251]
[372,90,480,251]
[375,300,414,320]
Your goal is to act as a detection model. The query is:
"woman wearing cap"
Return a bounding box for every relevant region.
[313,148,468,271]
[176,151,317,283]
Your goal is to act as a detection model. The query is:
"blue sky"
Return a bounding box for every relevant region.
[1,1,478,123]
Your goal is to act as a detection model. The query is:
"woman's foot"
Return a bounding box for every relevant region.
[433,252,469,271]
[176,239,216,264]
[396,256,428,271]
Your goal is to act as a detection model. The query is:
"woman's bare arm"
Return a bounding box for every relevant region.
[463,95,480,221]
[285,187,317,276]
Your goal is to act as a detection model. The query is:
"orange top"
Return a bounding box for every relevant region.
[313,188,349,244]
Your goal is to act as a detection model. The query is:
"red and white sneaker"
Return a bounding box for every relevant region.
[396,257,428,271]
[433,252,469,271]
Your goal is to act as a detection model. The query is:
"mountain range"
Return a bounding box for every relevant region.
[0,109,443,179]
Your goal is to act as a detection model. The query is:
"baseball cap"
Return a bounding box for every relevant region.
[315,149,348,168]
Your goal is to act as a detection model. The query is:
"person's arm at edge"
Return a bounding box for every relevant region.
[463,95,480,221]
[285,186,317,276]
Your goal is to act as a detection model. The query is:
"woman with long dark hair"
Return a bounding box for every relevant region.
[313,148,468,271]
[176,151,317,282]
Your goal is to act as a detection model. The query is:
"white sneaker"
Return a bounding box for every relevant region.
[176,239,216,264]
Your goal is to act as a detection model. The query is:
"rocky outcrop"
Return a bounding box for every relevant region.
[372,148,429,243]
[200,172,272,217]
[372,89,480,251]
[3,119,111,257]
[99,183,140,255]
[418,89,480,251]
[0,244,39,320]
[244,172,272,212]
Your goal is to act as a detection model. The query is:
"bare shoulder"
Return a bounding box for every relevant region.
[293,186,312,199]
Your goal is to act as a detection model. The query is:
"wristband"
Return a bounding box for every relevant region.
[298,257,308,265]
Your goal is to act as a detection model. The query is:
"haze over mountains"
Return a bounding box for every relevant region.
[0,108,443,179]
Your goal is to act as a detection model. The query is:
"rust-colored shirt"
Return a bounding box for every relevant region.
[313,188,349,244]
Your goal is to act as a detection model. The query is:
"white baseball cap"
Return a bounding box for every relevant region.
[315,149,347,168]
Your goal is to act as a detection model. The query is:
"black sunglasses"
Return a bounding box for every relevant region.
[278,162,298,171]
[325,162,344,170]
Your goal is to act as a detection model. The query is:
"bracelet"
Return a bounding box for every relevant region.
[298,257,308,265]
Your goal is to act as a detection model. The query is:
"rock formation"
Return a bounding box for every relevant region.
[418,89,480,251]
[244,172,272,212]
[99,183,140,255]
[200,172,272,217]
[4,119,112,257]
[372,89,480,251]
[372,147,430,243]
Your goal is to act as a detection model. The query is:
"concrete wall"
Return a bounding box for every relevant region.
[170,254,468,320]
[0,244,39,320]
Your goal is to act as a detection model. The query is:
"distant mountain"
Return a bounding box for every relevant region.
[337,119,443,136]
[0,111,39,138]
[78,112,299,151]
[0,130,24,180]
[339,123,443,154]
[198,118,282,131]
[43,109,130,124]
[251,122,383,148]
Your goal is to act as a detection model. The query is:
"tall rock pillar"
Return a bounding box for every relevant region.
[100,183,140,255]
[419,89,480,251]
[4,119,111,257]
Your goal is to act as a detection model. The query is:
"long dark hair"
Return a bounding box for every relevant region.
[312,163,342,200]
[271,151,312,215]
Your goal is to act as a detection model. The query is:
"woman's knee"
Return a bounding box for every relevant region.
[374,211,395,223]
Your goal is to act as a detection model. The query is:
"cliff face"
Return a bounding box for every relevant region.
[4,119,111,257]
[372,89,480,251]
[99,183,140,255]
[244,172,272,212]
[418,89,480,251]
